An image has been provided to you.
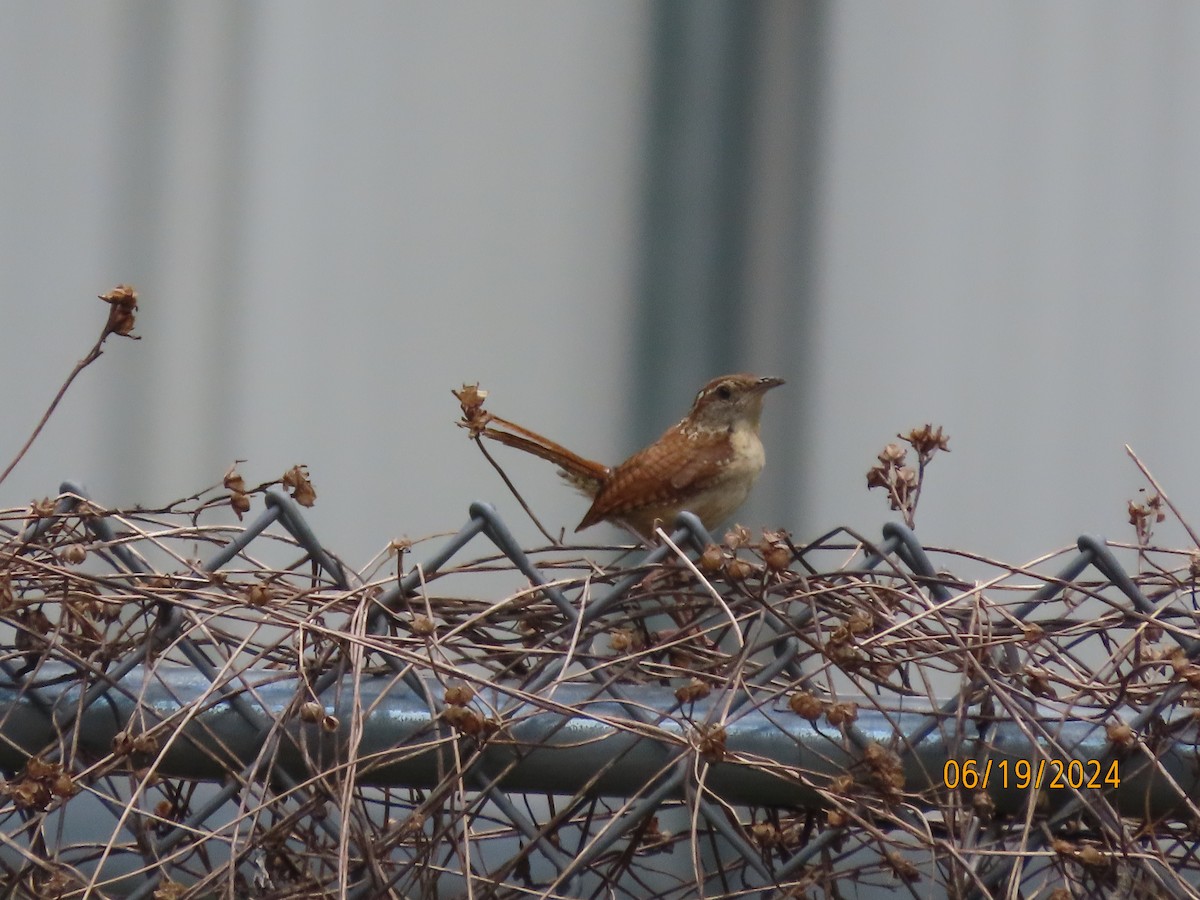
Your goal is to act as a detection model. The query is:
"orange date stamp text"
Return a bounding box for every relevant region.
[943,758,1119,791]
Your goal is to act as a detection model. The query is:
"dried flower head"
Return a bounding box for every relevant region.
[866,425,949,528]
[453,383,492,438]
[99,284,139,339]
[282,465,317,507]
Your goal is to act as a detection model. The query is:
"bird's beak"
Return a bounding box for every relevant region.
[754,376,785,393]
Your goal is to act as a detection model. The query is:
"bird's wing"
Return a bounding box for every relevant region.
[576,432,731,531]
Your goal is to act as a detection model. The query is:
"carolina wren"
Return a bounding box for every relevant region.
[474,374,784,538]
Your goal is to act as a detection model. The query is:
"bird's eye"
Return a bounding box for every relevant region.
[715,384,733,400]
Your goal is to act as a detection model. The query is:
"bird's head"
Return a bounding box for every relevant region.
[684,373,785,433]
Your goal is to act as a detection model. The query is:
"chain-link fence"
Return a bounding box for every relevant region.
[0,478,1197,898]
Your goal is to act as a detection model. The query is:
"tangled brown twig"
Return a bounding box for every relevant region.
[0,480,1196,898]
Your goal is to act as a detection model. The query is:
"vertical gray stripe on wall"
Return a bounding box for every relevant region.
[634,1,761,443]
[634,1,827,531]
[105,3,173,500]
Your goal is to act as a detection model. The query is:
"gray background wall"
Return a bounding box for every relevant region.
[1,1,1197,572]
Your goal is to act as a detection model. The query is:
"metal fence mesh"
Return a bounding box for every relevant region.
[0,479,1198,898]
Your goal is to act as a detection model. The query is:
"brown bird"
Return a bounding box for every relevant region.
[476,374,784,538]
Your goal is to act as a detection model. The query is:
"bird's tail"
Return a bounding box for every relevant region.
[480,416,608,497]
